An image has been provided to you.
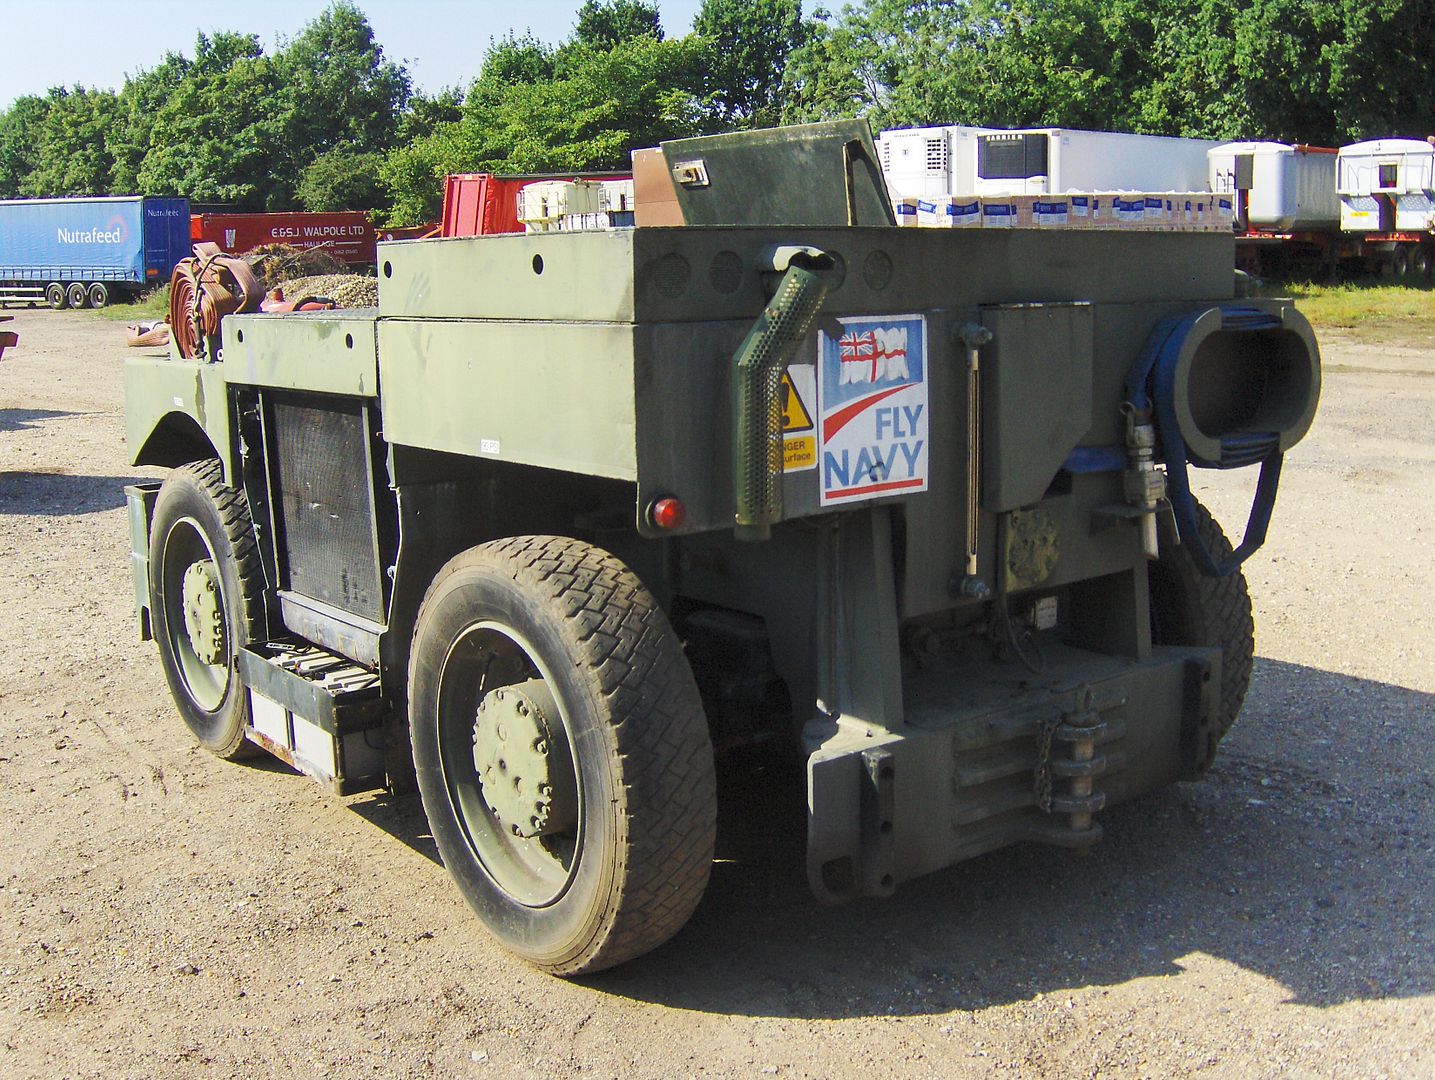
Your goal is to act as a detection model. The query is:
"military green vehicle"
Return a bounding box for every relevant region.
[124,122,1320,975]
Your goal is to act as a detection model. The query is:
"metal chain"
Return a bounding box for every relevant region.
[1033,713,1061,813]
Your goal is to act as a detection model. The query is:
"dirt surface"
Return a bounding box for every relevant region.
[0,307,1431,1078]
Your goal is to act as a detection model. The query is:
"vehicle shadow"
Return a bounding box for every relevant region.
[593,658,1435,1016]
[0,470,134,515]
[346,658,1434,1017]
[348,790,441,866]
[0,408,75,434]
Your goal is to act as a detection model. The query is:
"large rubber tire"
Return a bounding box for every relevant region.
[45,282,67,309]
[409,536,716,976]
[1411,246,1430,279]
[66,282,89,310]
[1149,499,1254,776]
[87,282,108,309]
[148,460,265,759]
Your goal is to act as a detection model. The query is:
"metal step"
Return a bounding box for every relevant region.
[237,641,388,795]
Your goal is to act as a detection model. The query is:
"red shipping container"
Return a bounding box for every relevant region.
[190,211,377,265]
[441,174,526,237]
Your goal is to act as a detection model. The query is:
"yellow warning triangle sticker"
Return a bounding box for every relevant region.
[781,372,814,433]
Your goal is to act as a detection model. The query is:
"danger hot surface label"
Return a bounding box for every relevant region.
[817,314,929,506]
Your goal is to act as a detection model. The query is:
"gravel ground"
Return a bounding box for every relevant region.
[0,307,1431,1078]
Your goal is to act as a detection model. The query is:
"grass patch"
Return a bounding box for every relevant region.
[1259,279,1435,334]
[89,284,169,321]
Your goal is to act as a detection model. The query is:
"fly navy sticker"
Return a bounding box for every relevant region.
[817,314,929,506]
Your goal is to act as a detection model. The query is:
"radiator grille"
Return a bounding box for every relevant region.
[271,396,382,621]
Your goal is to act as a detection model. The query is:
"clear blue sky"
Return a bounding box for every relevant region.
[0,0,707,109]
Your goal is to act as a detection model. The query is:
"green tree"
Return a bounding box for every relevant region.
[473,34,713,170]
[573,0,664,46]
[695,0,808,128]
[108,52,192,193]
[137,32,287,207]
[297,145,387,210]
[397,87,465,143]
[270,3,410,206]
[781,0,1435,145]
[381,123,465,225]
[0,95,50,198]
[20,87,121,197]
[382,29,718,225]
[277,2,411,155]
[781,9,884,123]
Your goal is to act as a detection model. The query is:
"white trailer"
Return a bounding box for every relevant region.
[1337,139,1435,233]
[1208,142,1339,232]
[966,128,1219,196]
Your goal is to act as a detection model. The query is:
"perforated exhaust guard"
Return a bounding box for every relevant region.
[732,254,832,541]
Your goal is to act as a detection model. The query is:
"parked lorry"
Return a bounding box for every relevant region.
[0,196,190,308]
[123,121,1321,975]
[190,210,376,267]
[1212,140,1435,277]
[1336,139,1435,276]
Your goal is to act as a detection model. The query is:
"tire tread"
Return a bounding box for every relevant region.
[156,459,265,759]
[1151,500,1255,775]
[416,535,716,975]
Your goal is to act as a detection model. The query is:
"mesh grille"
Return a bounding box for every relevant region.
[925,137,949,174]
[272,397,382,621]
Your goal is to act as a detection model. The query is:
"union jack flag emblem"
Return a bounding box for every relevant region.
[839,330,879,382]
[838,327,909,385]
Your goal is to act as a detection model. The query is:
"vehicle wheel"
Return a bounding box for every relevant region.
[409,536,716,976]
[1149,499,1254,777]
[87,282,108,309]
[45,282,67,309]
[1392,249,1411,278]
[148,459,265,759]
[1412,246,1430,278]
[66,281,89,309]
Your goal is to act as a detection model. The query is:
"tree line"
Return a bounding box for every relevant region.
[1,0,1429,226]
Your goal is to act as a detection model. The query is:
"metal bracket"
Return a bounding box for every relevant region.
[671,159,709,187]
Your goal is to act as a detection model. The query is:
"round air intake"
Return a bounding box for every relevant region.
[1166,305,1320,469]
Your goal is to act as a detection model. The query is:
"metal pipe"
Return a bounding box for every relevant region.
[955,323,991,589]
[732,249,833,541]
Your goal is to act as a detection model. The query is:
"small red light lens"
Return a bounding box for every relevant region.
[650,496,686,530]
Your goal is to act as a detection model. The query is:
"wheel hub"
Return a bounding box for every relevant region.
[472,679,576,839]
[181,559,227,666]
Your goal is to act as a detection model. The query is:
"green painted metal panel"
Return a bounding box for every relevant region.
[377,318,638,480]
[124,355,235,481]
[980,302,1094,512]
[377,226,1235,326]
[222,310,379,398]
[660,119,895,228]
[377,231,637,322]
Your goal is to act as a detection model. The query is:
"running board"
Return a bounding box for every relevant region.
[238,641,388,795]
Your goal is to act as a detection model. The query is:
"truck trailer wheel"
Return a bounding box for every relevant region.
[87,282,108,309]
[408,536,716,976]
[1149,499,1255,774]
[66,282,89,309]
[148,460,265,759]
[45,282,67,309]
